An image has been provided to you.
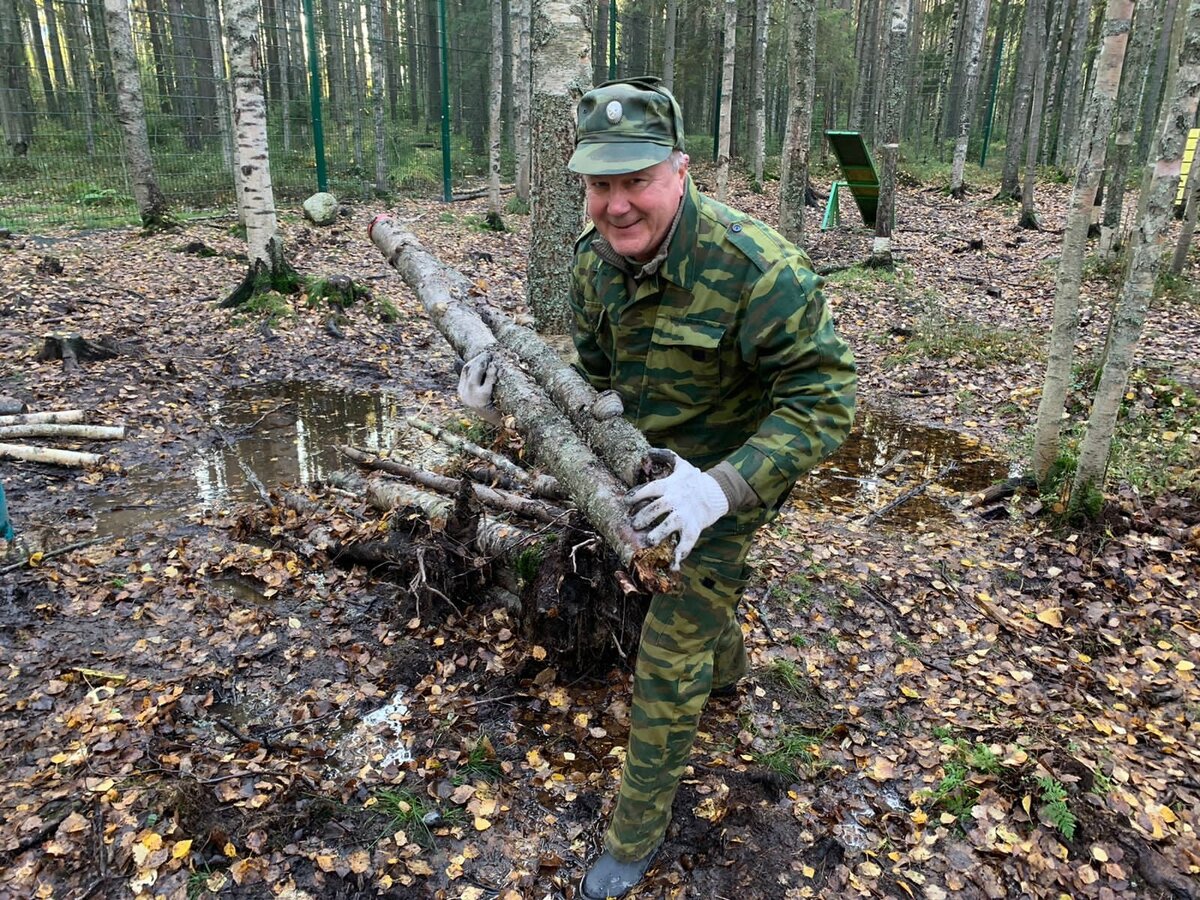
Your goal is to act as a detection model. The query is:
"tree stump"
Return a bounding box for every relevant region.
[37,333,121,373]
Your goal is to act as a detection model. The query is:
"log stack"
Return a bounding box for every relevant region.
[0,408,125,467]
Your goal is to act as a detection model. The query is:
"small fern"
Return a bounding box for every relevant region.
[1036,776,1078,840]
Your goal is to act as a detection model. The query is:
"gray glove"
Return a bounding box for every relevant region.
[626,449,729,570]
[457,353,503,425]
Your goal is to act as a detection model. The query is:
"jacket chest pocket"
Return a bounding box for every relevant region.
[645,318,727,407]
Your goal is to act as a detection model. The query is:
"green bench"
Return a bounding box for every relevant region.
[822,130,880,229]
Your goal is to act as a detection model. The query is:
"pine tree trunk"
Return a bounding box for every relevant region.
[0,0,32,156]
[424,0,440,128]
[779,0,815,245]
[368,0,389,193]
[23,0,57,115]
[1018,0,1046,228]
[1031,0,1134,483]
[44,0,71,118]
[949,0,989,198]
[185,0,216,132]
[103,0,171,228]
[593,0,608,86]
[404,0,419,122]
[932,0,960,147]
[167,0,200,150]
[852,0,882,136]
[513,0,532,202]
[1053,0,1093,172]
[144,0,174,113]
[226,0,293,295]
[662,0,677,91]
[527,0,590,333]
[999,0,1039,198]
[1100,0,1156,257]
[869,0,907,268]
[715,0,736,201]
[1072,0,1200,509]
[750,0,769,191]
[487,0,505,225]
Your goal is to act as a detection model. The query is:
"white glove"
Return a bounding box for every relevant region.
[457,353,503,425]
[626,449,729,570]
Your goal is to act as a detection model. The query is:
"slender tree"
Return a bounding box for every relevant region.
[1053,0,1094,171]
[716,0,736,201]
[1100,0,1157,256]
[368,0,388,194]
[750,0,769,191]
[527,0,590,332]
[224,0,299,306]
[868,0,907,268]
[999,0,1039,198]
[486,0,505,228]
[43,0,70,118]
[1018,0,1047,228]
[948,0,988,198]
[22,0,57,115]
[779,0,815,245]
[0,0,33,156]
[104,0,171,228]
[144,0,173,113]
[513,0,532,202]
[202,0,235,174]
[663,0,677,91]
[64,0,96,155]
[1072,0,1200,509]
[594,0,608,87]
[1138,0,1179,160]
[1031,0,1134,483]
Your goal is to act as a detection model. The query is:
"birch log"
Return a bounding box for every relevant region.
[369,216,673,592]
[0,410,85,426]
[0,444,102,467]
[0,424,125,440]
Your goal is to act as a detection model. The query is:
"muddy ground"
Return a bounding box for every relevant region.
[1,167,1198,900]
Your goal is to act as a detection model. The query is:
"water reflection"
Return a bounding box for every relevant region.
[791,404,1015,523]
[192,382,410,506]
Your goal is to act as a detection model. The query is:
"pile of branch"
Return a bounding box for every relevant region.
[0,409,125,467]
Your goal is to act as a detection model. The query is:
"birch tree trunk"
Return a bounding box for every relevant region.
[999,0,1040,198]
[663,0,677,91]
[1072,0,1200,510]
[932,0,960,147]
[224,0,297,305]
[527,0,590,333]
[869,0,907,268]
[1100,0,1157,257]
[750,0,769,192]
[1031,0,1134,483]
[716,0,737,202]
[487,0,505,227]
[513,0,532,203]
[779,0,815,245]
[103,0,171,228]
[367,0,389,194]
[949,0,988,198]
[1139,0,1179,161]
[1054,0,1095,172]
[1038,0,1068,163]
[1018,0,1048,229]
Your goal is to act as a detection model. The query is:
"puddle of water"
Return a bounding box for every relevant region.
[791,404,1016,525]
[92,382,414,537]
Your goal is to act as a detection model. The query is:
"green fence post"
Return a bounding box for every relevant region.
[439,0,452,201]
[979,28,1005,168]
[608,0,617,80]
[302,0,329,192]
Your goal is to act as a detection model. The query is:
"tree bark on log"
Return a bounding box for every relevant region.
[0,424,125,440]
[369,216,673,592]
[0,443,101,466]
[340,445,570,524]
[0,410,84,426]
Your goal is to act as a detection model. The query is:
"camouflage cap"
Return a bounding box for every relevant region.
[568,77,686,176]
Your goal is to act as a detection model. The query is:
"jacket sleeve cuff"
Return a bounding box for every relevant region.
[706,460,762,514]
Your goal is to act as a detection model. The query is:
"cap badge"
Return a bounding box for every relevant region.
[605,100,623,124]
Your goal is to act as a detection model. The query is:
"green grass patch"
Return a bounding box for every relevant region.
[372,788,462,846]
[752,725,830,782]
[230,290,294,326]
[454,737,502,784]
[1156,270,1200,307]
[885,311,1041,369]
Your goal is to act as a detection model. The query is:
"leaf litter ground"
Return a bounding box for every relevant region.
[0,169,1198,899]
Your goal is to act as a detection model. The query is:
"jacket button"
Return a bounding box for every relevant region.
[731,223,742,233]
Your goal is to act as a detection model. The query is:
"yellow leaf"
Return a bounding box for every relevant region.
[474,816,492,831]
[85,777,115,793]
[223,841,238,858]
[1036,608,1063,628]
[869,758,897,782]
[172,839,193,860]
[1176,660,1195,672]
[911,808,928,825]
[316,853,337,872]
[1022,795,1032,815]
[1092,846,1109,863]
[532,645,547,660]
[348,850,371,874]
[28,551,44,567]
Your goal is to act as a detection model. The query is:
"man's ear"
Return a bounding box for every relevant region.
[677,154,690,189]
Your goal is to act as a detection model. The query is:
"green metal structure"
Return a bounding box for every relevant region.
[823,131,880,228]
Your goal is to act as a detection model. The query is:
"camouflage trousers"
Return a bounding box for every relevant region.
[604,528,757,862]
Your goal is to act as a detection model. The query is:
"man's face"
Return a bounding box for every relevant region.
[583,155,689,262]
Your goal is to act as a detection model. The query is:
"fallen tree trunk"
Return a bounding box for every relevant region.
[0,424,125,440]
[369,216,672,592]
[0,443,101,467]
[0,410,85,426]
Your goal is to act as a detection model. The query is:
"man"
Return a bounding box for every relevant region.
[460,77,856,898]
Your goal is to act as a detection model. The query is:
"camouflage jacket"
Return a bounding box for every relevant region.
[569,177,857,529]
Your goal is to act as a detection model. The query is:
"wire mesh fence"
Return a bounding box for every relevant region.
[0,0,493,231]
